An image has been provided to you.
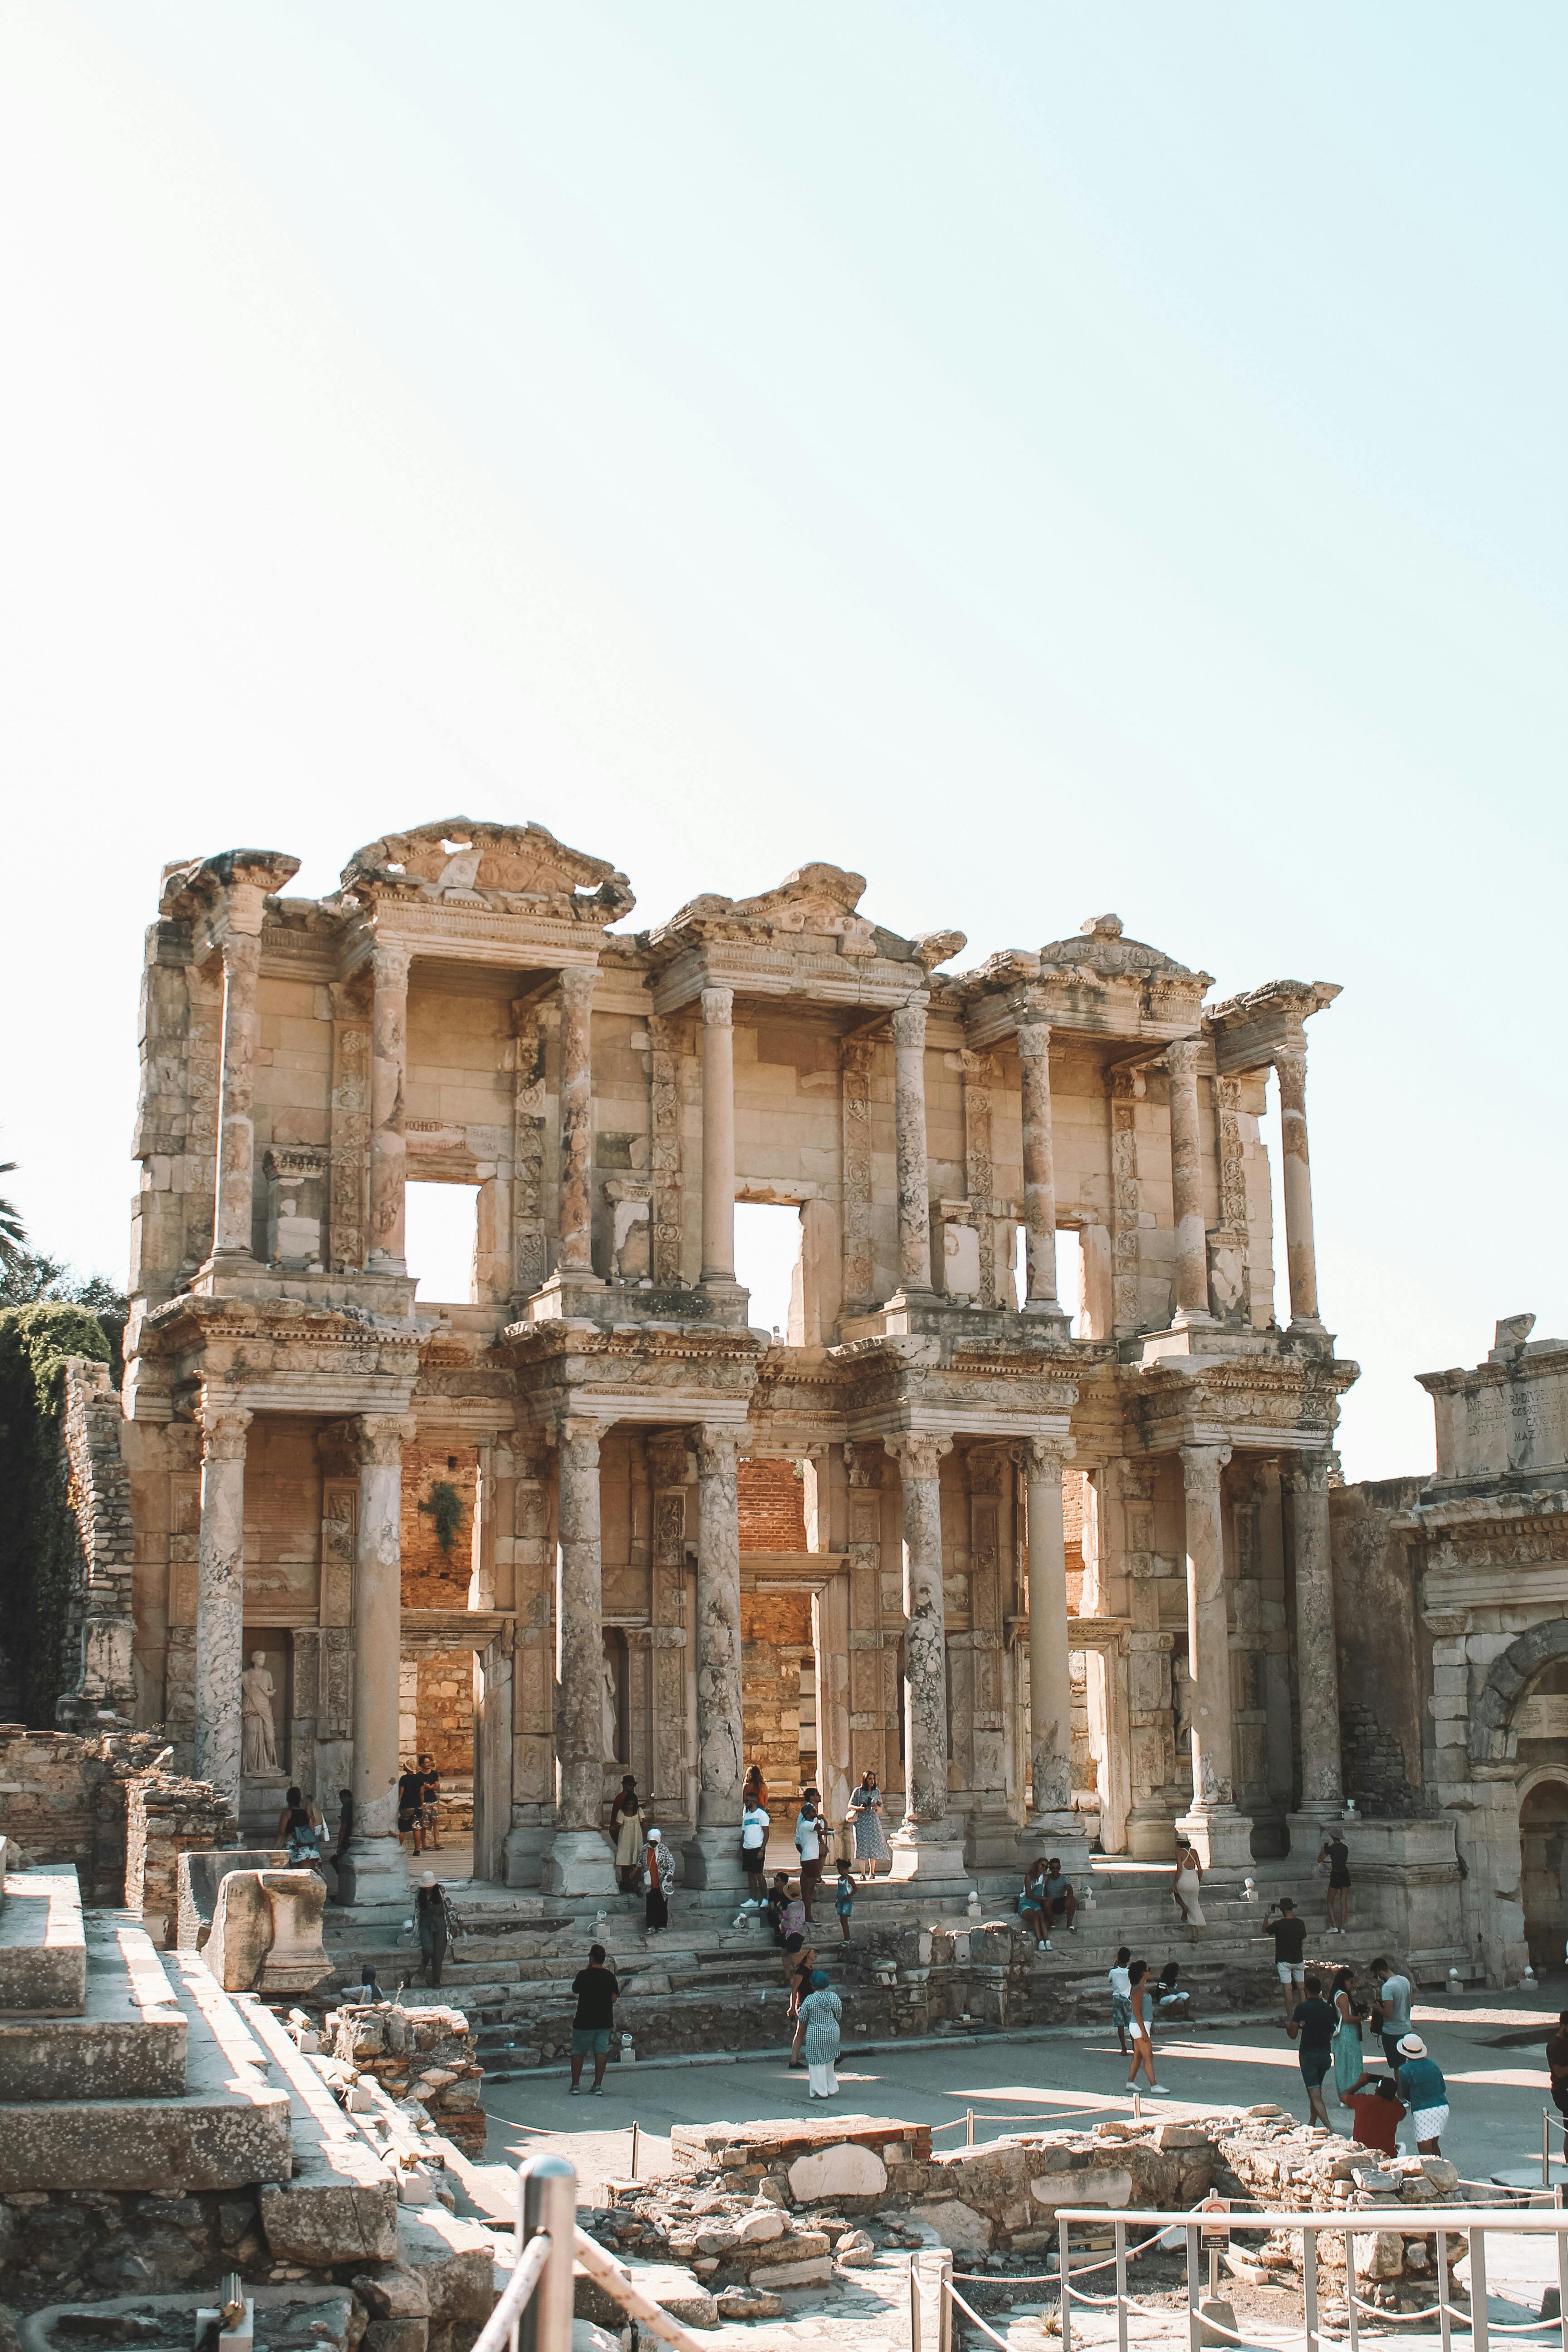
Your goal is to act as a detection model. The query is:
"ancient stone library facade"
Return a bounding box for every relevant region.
[83,816,1365,1910]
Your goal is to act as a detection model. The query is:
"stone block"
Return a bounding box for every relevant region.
[1031,2166,1132,2211]
[787,2143,888,2202]
[746,2255,834,2289]
[910,2202,993,2256]
[715,2288,785,2319]
[0,1869,86,2015]
[261,2142,401,2266]
[204,1870,332,1997]
[0,1916,184,2102]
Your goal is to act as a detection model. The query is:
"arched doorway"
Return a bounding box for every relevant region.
[1520,1773,1568,1974]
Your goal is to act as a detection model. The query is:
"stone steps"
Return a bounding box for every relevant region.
[0,1863,87,2013]
[0,1909,187,2102]
[0,1939,294,2193]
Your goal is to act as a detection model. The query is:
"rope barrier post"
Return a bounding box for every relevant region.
[908,2249,921,2352]
[1345,2228,1358,2352]
[1059,2219,1072,2352]
[1186,2224,1201,2352]
[1471,2225,1490,2352]
[1557,2215,1568,2352]
[1114,2219,1128,2352]
[518,2152,576,2352]
[1547,2109,1552,2192]
[631,2121,640,2181]
[936,2249,953,2352]
[1436,2230,1450,2352]
[1303,2224,1319,2352]
[966,2109,975,2148]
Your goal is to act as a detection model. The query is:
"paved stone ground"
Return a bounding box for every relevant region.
[477,1982,1568,2348]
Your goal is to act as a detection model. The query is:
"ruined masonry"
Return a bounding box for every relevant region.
[81,818,1373,1905]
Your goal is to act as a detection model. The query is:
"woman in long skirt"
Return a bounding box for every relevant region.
[610,1775,643,1891]
[849,1771,891,1880]
[644,1828,669,1933]
[1330,1965,1363,2101]
[799,1969,842,2099]
[1171,1839,1205,1939]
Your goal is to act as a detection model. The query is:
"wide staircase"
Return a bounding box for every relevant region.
[314,1850,1453,2078]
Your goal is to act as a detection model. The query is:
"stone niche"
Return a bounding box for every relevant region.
[264,1146,329,1269]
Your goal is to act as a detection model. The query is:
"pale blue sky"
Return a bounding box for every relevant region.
[2,3,1564,1476]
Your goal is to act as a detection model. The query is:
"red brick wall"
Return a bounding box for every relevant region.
[401,1444,479,1606]
[738,1457,806,1552]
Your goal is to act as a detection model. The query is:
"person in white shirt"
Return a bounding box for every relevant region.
[794,1796,824,1924]
[740,1799,771,1899]
[1108,1945,1133,2054]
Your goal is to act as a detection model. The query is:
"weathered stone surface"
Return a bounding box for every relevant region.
[0,1914,184,2102]
[0,1869,85,2016]
[786,2144,887,2203]
[204,1869,332,1998]
[910,2200,992,2256]
[746,2256,833,2290]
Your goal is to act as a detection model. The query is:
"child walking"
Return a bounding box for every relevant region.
[834,1857,855,1941]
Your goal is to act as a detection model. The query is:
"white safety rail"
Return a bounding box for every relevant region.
[1041,2205,1568,2352]
[470,2152,715,2352]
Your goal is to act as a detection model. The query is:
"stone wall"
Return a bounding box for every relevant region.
[125,1773,240,1948]
[740,1589,812,1804]
[1331,1480,1427,1804]
[400,1447,478,1608]
[54,1359,137,1733]
[0,1725,172,1899]
[324,2002,486,2158]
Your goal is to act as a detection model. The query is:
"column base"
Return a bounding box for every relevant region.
[1176,1806,1256,1872]
[888,1822,970,1885]
[525,1269,606,1323]
[1286,1806,1346,1847]
[1125,1800,1183,1862]
[1019,1299,1073,1337]
[501,1825,553,1889]
[335,1834,409,1910]
[1015,1819,1094,1877]
[544,1828,618,1896]
[698,1279,754,1329]
[679,1826,748,1892]
[1171,1307,1219,1331]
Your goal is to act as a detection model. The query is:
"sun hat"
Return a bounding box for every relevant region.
[1396,2033,1426,2058]
[647,1827,661,1842]
[810,1969,829,1989]
[420,1871,436,1886]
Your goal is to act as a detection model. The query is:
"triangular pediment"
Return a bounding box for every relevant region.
[341,818,634,923]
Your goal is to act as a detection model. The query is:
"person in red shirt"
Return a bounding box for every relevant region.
[1342,2069,1406,2155]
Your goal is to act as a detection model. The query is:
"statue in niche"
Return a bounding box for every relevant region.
[241,1650,280,1776]
[602,1651,622,1764]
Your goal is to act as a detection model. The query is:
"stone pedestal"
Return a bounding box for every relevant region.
[546,1828,619,1896]
[502,1823,553,1889]
[1013,1821,1094,1881]
[887,1827,969,1885]
[1176,1805,1256,1872]
[681,1826,747,1891]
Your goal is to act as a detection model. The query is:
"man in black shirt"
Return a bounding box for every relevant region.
[1264,1899,1308,2015]
[569,1943,619,2095]
[1287,1969,1338,2130]
[416,1753,443,1850]
[397,1765,426,1855]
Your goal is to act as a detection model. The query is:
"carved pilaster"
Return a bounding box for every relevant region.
[647,1013,685,1286]
[510,995,548,1297]
[1110,1064,1144,1337]
[328,970,371,1272]
[960,1049,1001,1307]
[839,1035,874,1312]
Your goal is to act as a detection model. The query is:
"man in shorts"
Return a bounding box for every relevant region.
[1372,1955,1413,2069]
[1044,1858,1078,1935]
[416,1753,443,1850]
[1264,1898,1308,2014]
[1318,1830,1352,1933]
[1547,2010,1568,2161]
[568,1943,619,2095]
[1108,1946,1133,2054]
[1287,1969,1338,2131]
[397,1763,426,1855]
[1395,2034,1449,2155]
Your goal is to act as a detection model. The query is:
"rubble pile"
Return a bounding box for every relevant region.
[321,2005,487,2160]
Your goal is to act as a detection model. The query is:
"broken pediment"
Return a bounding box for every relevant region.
[1036,913,1214,995]
[645,862,965,970]
[340,818,635,925]
[159,849,302,922]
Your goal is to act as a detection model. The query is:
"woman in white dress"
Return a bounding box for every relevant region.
[1172,1838,1205,1939]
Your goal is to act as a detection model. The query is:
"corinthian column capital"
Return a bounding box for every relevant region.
[1180,1441,1232,1496]
[554,1415,604,1464]
[1017,1435,1076,1484]
[352,1412,416,1468]
[883,1431,952,1483]
[694,1425,743,1479]
[1165,1038,1201,1080]
[700,985,734,1027]
[891,1000,927,1052]
[197,1403,252,1462]
[1281,1452,1333,1496]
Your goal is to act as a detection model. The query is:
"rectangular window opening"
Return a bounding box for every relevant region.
[734,1200,804,1341]
[405,1180,480,1304]
[1008,1220,1083,1334]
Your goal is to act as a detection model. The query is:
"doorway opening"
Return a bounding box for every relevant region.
[398,1439,480,1874]
[734,1200,804,1339]
[1521,1777,1568,1974]
[405,1180,480,1304]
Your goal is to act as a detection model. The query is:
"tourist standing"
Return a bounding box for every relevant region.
[849,1770,891,1881]
[1287,1969,1338,2131]
[795,1794,824,1923]
[1318,1829,1352,1933]
[332,1787,354,1873]
[1372,1955,1413,2068]
[1108,1947,1133,2054]
[787,1942,818,2068]
[1330,1965,1365,2103]
[1264,1899,1308,2015]
[1546,2010,1568,2161]
[416,1753,443,1850]
[1125,1961,1166,2095]
[741,1791,771,1899]
[834,1857,855,1942]
[765,1871,791,1944]
[1394,2034,1449,2154]
[415,1872,455,1986]
[1172,1840,1206,1939]
[281,1790,325,1873]
[397,1763,426,1854]
[609,1775,644,1892]
[799,1968,843,2100]
[645,1827,669,1934]
[568,1943,619,2096]
[744,1764,769,1813]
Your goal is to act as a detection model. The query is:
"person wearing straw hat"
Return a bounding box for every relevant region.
[1394,2034,1448,2154]
[799,1967,842,2100]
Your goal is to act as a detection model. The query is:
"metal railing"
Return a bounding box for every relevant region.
[1048,2205,1568,2352]
[470,2152,715,2352]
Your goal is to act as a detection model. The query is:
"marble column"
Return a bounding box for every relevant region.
[194,1403,251,1810]
[1176,1442,1253,1869]
[700,986,737,1286]
[368,945,411,1272]
[1283,1455,1343,1821]
[1165,1041,1212,1325]
[557,969,596,1274]
[340,1412,413,1907]
[1018,1011,1065,1321]
[212,927,263,1259]
[1018,1437,1089,1865]
[687,1424,746,1887]
[891,1001,934,1296]
[885,1431,962,1876]
[1274,1046,1322,1328]
[551,1416,616,1893]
